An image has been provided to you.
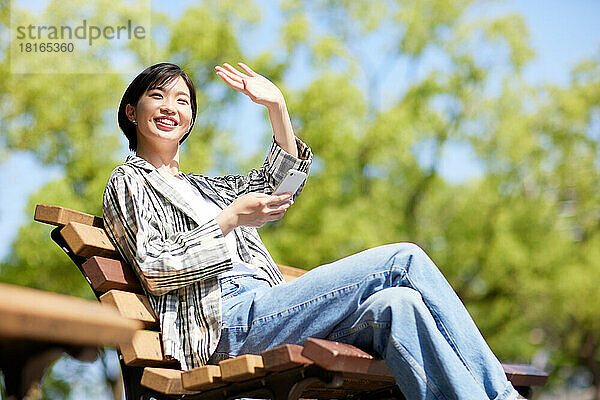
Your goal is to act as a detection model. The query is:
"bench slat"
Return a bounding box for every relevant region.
[262,343,314,372]
[34,204,104,228]
[302,337,393,378]
[0,283,141,346]
[181,365,225,391]
[219,354,266,382]
[60,221,118,258]
[503,364,549,387]
[82,256,143,293]
[119,330,178,367]
[141,367,198,395]
[99,290,157,329]
[100,289,159,329]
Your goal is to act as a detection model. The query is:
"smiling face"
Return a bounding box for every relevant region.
[126,75,193,150]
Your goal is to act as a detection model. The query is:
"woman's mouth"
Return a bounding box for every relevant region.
[154,117,178,130]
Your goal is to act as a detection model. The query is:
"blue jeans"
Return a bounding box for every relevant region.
[207,243,519,400]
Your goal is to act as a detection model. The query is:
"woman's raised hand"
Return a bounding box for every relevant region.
[215,192,293,236]
[214,62,284,109]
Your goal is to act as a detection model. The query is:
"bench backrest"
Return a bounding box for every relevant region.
[35,204,180,368]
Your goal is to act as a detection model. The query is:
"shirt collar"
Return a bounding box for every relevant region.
[124,154,157,173]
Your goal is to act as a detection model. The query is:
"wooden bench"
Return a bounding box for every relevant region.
[34,203,548,399]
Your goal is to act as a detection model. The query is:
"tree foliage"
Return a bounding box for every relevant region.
[1,0,599,397]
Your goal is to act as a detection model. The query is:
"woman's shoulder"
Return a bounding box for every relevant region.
[112,153,156,177]
[106,164,138,185]
[104,156,149,194]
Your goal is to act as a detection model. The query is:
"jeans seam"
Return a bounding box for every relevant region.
[221,288,242,301]
[389,335,448,400]
[328,320,391,341]
[402,269,489,396]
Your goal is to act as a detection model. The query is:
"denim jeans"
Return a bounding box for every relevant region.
[207,243,519,400]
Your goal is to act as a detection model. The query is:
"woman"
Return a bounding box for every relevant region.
[103,62,522,399]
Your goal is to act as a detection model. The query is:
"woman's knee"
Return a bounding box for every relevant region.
[382,242,432,266]
[374,287,432,332]
[368,286,426,315]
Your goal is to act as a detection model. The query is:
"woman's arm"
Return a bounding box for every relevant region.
[211,62,312,196]
[208,62,313,235]
[266,100,297,158]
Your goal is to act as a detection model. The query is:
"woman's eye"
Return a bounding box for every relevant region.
[178,99,189,104]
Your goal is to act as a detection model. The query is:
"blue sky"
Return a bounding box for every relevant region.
[1,0,600,262]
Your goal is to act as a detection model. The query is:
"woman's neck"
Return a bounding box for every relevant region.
[136,141,181,178]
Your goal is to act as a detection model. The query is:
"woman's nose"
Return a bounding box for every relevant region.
[160,102,176,114]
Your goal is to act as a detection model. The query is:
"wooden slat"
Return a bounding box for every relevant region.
[262,344,313,372]
[99,290,158,329]
[219,354,266,382]
[503,363,548,387]
[141,367,198,395]
[182,365,225,391]
[60,221,118,258]
[83,256,142,293]
[34,204,104,228]
[302,338,393,378]
[0,282,141,346]
[119,330,177,367]
[277,264,307,282]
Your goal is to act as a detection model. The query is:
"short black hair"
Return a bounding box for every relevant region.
[118,63,197,151]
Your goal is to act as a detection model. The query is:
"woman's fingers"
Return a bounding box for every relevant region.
[266,193,293,208]
[263,196,292,221]
[222,62,251,79]
[215,70,244,91]
[267,208,288,221]
[215,66,244,84]
[269,211,286,221]
[237,62,258,77]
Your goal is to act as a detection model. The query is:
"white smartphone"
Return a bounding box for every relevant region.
[273,169,307,197]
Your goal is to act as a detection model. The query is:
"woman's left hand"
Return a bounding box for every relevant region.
[215,62,284,109]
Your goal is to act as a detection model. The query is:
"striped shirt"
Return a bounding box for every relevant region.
[102,137,312,369]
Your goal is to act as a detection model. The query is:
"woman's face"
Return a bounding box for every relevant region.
[129,75,193,149]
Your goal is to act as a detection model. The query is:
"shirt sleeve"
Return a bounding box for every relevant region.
[206,136,313,201]
[102,170,233,296]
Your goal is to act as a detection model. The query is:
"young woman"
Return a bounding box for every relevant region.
[103,62,523,399]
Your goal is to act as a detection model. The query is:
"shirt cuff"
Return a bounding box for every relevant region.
[266,136,312,183]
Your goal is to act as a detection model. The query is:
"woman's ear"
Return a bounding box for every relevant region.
[125,104,136,124]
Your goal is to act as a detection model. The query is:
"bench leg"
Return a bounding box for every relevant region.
[515,386,531,398]
[0,341,64,400]
[277,371,344,400]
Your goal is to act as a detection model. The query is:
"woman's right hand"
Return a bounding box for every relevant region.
[215,192,293,236]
